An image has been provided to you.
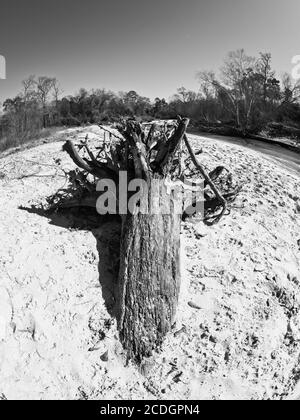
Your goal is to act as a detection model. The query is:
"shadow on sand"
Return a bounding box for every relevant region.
[19,204,122,320]
[20,193,221,320]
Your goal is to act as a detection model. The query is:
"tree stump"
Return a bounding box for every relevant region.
[118,179,181,363]
[59,117,237,363]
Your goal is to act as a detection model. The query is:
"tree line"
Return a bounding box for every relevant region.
[1,49,300,151]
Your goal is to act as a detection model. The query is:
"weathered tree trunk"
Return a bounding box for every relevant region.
[60,117,238,363]
[61,118,190,363]
[117,179,181,363]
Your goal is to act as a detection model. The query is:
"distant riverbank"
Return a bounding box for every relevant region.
[191,132,300,176]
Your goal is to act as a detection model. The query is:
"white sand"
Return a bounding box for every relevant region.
[0,127,299,400]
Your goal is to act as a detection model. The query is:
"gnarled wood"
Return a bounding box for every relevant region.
[117,179,181,363]
[58,117,239,363]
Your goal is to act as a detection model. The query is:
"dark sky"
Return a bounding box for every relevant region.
[0,0,300,103]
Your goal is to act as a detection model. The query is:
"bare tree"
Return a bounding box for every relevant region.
[198,50,267,133]
[258,53,273,105]
[36,76,56,127]
[174,87,198,103]
[22,75,36,102]
[220,49,256,88]
[281,73,300,105]
[52,78,63,107]
[20,75,37,131]
[198,70,241,126]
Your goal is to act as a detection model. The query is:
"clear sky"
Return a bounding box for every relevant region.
[0,0,300,103]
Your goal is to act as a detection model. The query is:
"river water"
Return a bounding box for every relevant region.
[197,133,300,177]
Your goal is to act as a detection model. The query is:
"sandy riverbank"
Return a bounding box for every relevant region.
[0,126,299,400]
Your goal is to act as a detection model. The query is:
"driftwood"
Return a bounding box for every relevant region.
[50,117,239,363]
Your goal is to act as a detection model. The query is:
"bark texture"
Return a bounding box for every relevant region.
[118,180,181,363]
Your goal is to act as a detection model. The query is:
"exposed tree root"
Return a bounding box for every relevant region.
[43,118,241,363]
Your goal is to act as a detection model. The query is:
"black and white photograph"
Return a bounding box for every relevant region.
[0,0,300,403]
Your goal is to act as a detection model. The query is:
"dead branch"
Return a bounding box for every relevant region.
[153,118,190,173]
[184,134,227,220]
[63,140,118,181]
[98,124,124,142]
